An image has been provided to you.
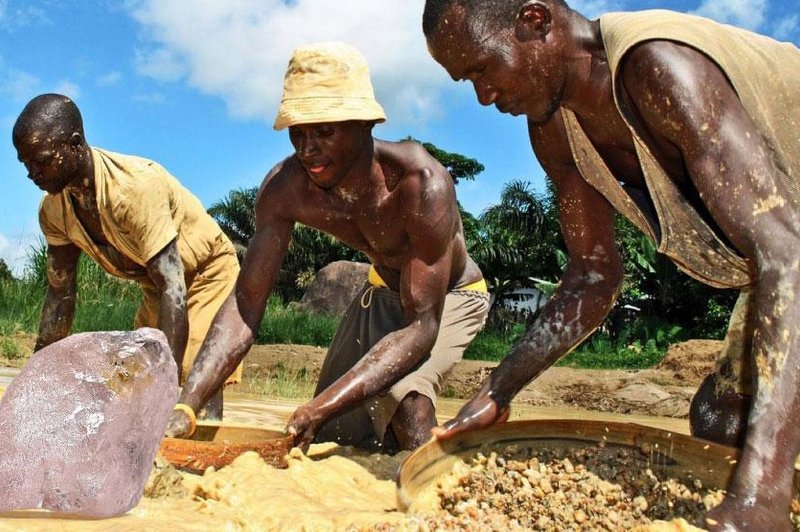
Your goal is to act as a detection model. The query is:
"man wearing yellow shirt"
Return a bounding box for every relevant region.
[12,93,241,416]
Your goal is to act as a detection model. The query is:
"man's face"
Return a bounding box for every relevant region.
[288,120,370,189]
[426,5,565,124]
[14,133,83,194]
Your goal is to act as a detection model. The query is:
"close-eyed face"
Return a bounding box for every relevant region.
[426,3,566,124]
[14,133,84,194]
[288,120,371,189]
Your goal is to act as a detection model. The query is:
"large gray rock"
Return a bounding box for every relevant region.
[0,328,177,518]
[294,261,371,317]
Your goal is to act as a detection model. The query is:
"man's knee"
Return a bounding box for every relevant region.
[390,392,436,451]
[690,373,751,447]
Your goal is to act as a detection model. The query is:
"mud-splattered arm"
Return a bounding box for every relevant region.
[621,41,800,530]
[34,243,81,352]
[174,164,293,420]
[146,239,188,380]
[435,114,624,440]
[287,164,455,448]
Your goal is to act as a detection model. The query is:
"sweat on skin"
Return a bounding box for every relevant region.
[12,93,241,390]
[167,43,488,453]
[423,1,800,530]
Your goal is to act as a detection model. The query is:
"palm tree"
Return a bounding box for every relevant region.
[207,187,258,256]
[207,186,361,301]
[469,180,562,297]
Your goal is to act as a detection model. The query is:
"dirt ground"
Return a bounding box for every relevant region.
[2,332,721,419]
[227,339,723,419]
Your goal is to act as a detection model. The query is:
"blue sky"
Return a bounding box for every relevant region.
[1,0,798,275]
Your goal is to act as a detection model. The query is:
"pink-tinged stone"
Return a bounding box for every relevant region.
[0,328,177,518]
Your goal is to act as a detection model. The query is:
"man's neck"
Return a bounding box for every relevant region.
[329,137,380,206]
[65,146,96,209]
[559,15,613,119]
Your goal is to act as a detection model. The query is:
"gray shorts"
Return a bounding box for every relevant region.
[313,283,490,450]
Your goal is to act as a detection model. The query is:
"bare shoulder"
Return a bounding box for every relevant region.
[620,40,721,100]
[255,155,305,221]
[376,139,452,203]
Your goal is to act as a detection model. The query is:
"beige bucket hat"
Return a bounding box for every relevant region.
[273,41,387,131]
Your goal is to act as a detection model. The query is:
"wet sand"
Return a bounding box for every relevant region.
[0,366,691,530]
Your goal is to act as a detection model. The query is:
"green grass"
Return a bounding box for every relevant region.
[464,324,525,362]
[1,244,684,370]
[256,299,339,346]
[557,336,665,369]
[243,361,317,399]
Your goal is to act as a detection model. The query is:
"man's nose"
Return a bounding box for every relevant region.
[297,134,319,157]
[474,81,498,107]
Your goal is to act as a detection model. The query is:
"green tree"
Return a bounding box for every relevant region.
[472,180,564,297]
[406,137,485,183]
[207,187,258,255]
[207,186,361,301]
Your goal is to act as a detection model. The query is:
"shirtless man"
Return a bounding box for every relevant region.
[13,94,242,408]
[423,1,800,528]
[165,42,489,451]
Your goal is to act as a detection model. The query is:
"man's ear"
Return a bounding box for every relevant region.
[515,0,552,42]
[68,131,83,150]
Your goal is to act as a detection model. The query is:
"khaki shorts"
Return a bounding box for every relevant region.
[314,283,490,449]
[135,252,242,385]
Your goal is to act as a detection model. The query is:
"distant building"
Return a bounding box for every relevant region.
[496,287,548,315]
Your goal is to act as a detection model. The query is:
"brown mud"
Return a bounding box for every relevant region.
[0,339,724,530]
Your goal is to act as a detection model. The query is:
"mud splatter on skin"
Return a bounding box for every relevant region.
[155,247,187,310]
[752,193,787,216]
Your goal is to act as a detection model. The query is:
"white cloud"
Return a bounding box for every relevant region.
[96,71,122,87]
[128,0,451,126]
[0,1,49,30]
[2,68,39,103]
[132,91,166,105]
[691,0,767,31]
[52,80,81,100]
[134,47,185,82]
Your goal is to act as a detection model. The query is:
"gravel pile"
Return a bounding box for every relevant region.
[423,443,726,531]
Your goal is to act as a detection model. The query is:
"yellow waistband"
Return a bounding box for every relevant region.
[368,265,488,293]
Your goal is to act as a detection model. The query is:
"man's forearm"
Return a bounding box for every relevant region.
[312,323,437,419]
[157,293,189,379]
[34,287,76,351]
[178,295,257,410]
[488,279,619,404]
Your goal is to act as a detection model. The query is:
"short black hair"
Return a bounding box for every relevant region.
[12,93,84,146]
[422,0,516,36]
[423,0,567,36]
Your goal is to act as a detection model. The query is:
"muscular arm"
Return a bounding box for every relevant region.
[486,151,623,404]
[145,239,188,378]
[621,42,800,527]
[176,168,294,414]
[288,166,454,446]
[34,244,81,352]
[436,114,624,438]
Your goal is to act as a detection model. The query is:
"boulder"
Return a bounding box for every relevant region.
[294,261,371,317]
[0,328,177,518]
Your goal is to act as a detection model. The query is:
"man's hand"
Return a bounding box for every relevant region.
[164,410,193,439]
[431,390,510,441]
[286,402,325,452]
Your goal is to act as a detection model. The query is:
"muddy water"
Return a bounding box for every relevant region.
[0,367,691,530]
